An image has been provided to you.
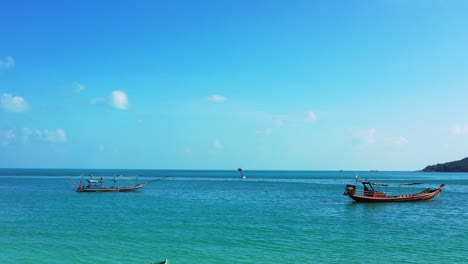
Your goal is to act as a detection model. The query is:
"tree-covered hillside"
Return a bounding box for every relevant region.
[422,157,468,172]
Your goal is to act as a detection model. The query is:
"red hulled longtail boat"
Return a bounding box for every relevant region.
[344,177,445,202]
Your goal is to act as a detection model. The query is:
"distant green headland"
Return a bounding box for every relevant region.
[422,157,468,172]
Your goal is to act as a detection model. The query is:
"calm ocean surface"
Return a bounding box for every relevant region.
[0,169,466,264]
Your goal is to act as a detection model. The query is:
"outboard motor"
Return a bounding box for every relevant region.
[344,184,356,196]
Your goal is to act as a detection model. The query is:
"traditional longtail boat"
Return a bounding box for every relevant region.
[344,178,445,202]
[67,175,167,192]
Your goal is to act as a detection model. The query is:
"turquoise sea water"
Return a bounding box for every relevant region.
[0,169,466,264]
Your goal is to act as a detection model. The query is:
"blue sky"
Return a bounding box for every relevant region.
[1,0,468,170]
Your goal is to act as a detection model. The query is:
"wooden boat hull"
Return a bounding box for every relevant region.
[76,184,145,192]
[345,184,445,203]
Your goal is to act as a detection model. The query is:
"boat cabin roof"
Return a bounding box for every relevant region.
[361,181,423,187]
[361,181,388,187]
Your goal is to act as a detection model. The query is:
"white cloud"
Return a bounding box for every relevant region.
[75,83,85,93]
[97,144,118,153]
[1,93,29,112]
[91,90,129,110]
[367,128,376,144]
[275,119,284,128]
[0,56,15,70]
[111,90,128,110]
[256,116,286,137]
[0,130,16,145]
[355,128,408,146]
[305,111,317,123]
[453,124,468,135]
[390,136,408,145]
[22,128,32,135]
[208,139,222,155]
[35,128,67,143]
[21,128,32,143]
[213,139,222,149]
[208,95,227,102]
[2,128,66,144]
[256,128,272,136]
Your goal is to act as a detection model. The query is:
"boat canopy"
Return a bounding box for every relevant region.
[361,181,389,187]
[360,180,423,187]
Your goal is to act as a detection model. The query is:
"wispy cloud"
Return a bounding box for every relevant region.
[256,128,272,136]
[96,144,119,153]
[367,128,376,144]
[0,130,16,145]
[275,118,284,128]
[354,128,408,146]
[1,93,29,112]
[213,139,222,149]
[390,136,408,145]
[2,128,67,144]
[91,90,129,110]
[453,124,468,135]
[75,83,85,93]
[256,116,285,137]
[352,128,377,145]
[208,139,223,155]
[21,128,32,143]
[0,56,15,70]
[34,128,67,143]
[305,111,317,123]
[208,95,227,102]
[184,148,192,155]
[90,97,106,106]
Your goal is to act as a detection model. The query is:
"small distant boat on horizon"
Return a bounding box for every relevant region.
[238,168,246,179]
[344,177,445,202]
[67,174,167,192]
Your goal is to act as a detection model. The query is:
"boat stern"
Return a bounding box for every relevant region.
[344,184,356,196]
